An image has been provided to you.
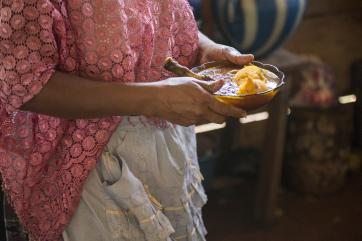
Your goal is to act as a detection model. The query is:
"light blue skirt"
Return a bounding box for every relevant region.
[62,116,208,241]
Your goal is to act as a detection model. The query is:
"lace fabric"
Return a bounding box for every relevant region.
[0,0,199,240]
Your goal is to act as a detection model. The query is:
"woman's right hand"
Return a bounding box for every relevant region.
[18,71,245,121]
[148,77,247,126]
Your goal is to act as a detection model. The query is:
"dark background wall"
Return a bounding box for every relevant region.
[284,0,362,94]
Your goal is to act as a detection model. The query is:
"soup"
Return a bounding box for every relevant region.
[199,65,278,96]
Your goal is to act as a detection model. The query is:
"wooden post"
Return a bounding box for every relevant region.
[254,88,289,224]
[217,117,240,175]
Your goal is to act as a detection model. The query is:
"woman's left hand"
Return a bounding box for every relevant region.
[197,32,254,65]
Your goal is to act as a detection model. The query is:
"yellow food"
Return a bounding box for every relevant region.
[232,65,268,95]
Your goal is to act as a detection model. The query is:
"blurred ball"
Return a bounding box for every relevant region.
[212,0,307,58]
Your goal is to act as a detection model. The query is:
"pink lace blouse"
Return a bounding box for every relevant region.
[0,0,199,240]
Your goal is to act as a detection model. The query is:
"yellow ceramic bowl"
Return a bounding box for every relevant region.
[192,61,285,111]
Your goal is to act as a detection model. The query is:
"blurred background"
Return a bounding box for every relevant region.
[190,0,362,241]
[1,0,361,241]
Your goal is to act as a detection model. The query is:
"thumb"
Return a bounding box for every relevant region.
[194,79,224,93]
[223,47,254,65]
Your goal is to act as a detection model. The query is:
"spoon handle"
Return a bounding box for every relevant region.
[163,57,212,81]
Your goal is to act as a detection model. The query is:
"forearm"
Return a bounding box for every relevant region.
[21,71,159,119]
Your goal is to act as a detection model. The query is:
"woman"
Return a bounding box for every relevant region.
[0,0,253,240]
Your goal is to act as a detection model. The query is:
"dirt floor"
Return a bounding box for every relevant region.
[203,173,362,241]
[1,173,361,241]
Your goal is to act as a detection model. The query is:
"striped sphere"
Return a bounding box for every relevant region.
[212,0,307,58]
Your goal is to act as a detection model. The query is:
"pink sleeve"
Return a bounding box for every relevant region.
[0,0,59,114]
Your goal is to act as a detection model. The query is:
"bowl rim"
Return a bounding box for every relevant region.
[192,60,285,98]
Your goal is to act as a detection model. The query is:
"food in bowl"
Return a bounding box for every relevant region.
[197,64,278,96]
[164,57,285,111]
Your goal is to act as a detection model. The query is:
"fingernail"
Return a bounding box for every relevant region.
[240,54,252,59]
[235,55,254,64]
[247,54,255,60]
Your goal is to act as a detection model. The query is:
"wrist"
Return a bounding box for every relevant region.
[198,32,217,50]
[115,82,164,118]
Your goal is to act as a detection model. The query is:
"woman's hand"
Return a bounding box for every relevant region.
[198,32,254,65]
[149,77,247,126]
[20,72,245,123]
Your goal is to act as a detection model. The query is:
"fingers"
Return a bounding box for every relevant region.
[163,77,246,126]
[208,96,247,118]
[194,80,247,119]
[222,47,254,65]
[193,79,224,94]
[202,109,226,124]
[172,111,225,126]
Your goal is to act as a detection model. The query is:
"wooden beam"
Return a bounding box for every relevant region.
[254,87,289,224]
